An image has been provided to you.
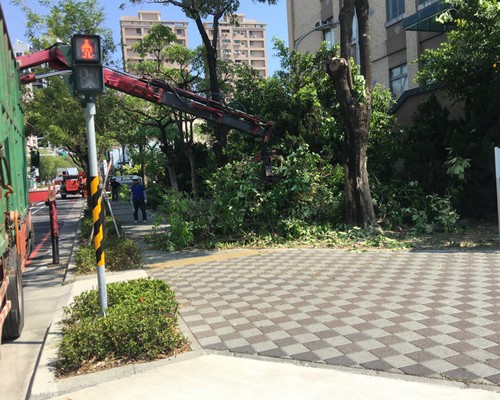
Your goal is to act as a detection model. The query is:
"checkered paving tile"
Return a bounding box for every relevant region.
[148,249,500,384]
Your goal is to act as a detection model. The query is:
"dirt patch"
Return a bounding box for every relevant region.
[395,221,499,251]
[57,342,191,379]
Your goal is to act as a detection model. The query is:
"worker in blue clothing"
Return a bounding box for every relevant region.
[130,176,147,223]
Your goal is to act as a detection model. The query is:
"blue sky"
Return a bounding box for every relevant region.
[1,0,289,75]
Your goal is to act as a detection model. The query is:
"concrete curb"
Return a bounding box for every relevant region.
[62,200,86,284]
[29,270,143,399]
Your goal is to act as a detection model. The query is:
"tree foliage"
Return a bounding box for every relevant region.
[25,76,127,170]
[415,0,500,216]
[126,24,206,193]
[229,39,340,161]
[16,0,127,173]
[12,0,115,60]
[417,0,500,104]
[39,154,78,182]
[123,0,279,166]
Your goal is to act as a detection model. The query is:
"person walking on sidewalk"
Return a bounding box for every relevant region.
[110,177,121,201]
[130,176,147,223]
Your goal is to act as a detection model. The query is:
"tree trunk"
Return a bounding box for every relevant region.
[183,145,198,198]
[343,96,376,227]
[159,143,179,191]
[325,0,377,228]
[166,162,179,191]
[140,140,147,186]
[193,14,228,167]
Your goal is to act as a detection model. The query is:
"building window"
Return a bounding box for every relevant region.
[324,29,335,49]
[176,29,184,35]
[389,64,408,98]
[351,12,360,63]
[135,28,141,34]
[386,0,405,21]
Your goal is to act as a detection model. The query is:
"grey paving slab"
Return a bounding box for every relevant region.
[147,248,500,385]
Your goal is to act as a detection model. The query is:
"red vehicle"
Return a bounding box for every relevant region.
[59,171,86,199]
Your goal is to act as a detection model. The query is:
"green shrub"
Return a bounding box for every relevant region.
[147,190,197,251]
[147,145,346,250]
[105,236,143,271]
[58,278,187,374]
[76,203,139,275]
[74,245,95,275]
[372,180,460,233]
[205,145,344,237]
[75,237,142,274]
[118,184,131,201]
[79,215,94,242]
[80,213,123,243]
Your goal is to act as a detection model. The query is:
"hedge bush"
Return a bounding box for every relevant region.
[58,278,187,374]
[75,206,142,274]
[75,237,142,275]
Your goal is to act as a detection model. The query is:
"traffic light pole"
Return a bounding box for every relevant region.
[84,97,108,316]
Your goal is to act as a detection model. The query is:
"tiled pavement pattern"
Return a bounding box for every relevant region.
[148,249,500,385]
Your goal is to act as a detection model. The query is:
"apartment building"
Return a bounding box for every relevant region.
[286,0,452,124]
[120,10,188,71]
[204,14,268,78]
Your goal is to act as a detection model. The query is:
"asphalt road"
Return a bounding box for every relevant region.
[0,196,84,400]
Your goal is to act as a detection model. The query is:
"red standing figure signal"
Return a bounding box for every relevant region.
[80,38,94,59]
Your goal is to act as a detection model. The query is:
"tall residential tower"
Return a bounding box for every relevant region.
[120,10,188,72]
[204,14,268,78]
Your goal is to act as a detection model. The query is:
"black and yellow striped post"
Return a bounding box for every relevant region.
[85,98,107,316]
[90,176,105,268]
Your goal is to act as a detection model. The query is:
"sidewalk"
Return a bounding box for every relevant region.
[29,200,500,399]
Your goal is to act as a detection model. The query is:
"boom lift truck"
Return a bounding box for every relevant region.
[16,44,274,177]
[0,38,274,342]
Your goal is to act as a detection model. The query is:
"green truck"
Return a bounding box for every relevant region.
[0,4,35,341]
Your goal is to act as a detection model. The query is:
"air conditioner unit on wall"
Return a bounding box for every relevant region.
[314,20,324,29]
[314,19,340,31]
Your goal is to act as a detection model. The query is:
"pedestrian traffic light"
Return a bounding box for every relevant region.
[71,34,104,95]
[30,150,40,168]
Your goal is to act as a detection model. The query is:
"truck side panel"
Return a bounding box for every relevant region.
[0,5,29,254]
[0,2,30,341]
